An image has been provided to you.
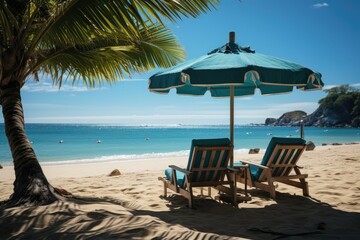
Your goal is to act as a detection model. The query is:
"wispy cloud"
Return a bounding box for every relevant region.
[121,78,148,82]
[25,114,228,123]
[235,102,319,119]
[24,103,83,110]
[22,81,103,92]
[24,101,320,125]
[322,85,336,90]
[22,77,147,92]
[323,83,360,90]
[351,83,360,87]
[313,3,329,8]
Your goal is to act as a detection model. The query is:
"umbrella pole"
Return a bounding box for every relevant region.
[230,85,234,166]
[229,32,235,167]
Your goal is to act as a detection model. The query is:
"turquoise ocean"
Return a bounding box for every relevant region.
[1,124,359,166]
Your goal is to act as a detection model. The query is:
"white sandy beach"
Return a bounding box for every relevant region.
[1,144,360,239]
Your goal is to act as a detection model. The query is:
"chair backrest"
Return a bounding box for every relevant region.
[186,138,232,183]
[256,137,306,181]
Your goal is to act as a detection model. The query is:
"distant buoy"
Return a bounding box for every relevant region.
[97,140,102,143]
[59,140,64,143]
[145,138,150,141]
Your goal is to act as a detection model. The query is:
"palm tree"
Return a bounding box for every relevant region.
[0,0,218,207]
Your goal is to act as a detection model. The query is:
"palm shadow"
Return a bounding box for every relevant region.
[1,192,359,239]
[134,191,360,239]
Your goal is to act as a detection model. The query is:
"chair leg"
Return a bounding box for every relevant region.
[302,181,309,196]
[244,167,250,198]
[268,181,276,199]
[294,167,309,196]
[231,171,239,207]
[189,187,194,208]
[231,181,238,207]
[266,172,276,199]
[163,181,167,197]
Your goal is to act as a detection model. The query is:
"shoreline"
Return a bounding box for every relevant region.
[1,141,358,168]
[0,148,255,168]
[1,144,358,180]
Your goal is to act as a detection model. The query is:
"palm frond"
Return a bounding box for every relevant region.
[0,1,18,46]
[3,0,218,88]
[130,24,185,69]
[29,0,218,53]
[36,22,185,88]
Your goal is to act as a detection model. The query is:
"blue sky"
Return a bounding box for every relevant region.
[6,0,360,125]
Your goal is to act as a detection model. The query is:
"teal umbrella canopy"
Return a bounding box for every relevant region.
[149,35,323,97]
[148,32,324,165]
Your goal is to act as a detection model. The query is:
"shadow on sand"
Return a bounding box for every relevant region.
[1,191,359,239]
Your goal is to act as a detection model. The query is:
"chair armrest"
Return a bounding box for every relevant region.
[239,160,270,170]
[232,164,249,170]
[169,165,191,175]
[227,166,240,172]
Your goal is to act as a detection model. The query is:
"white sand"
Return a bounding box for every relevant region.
[1,144,359,239]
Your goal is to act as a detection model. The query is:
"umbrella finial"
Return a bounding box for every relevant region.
[229,32,235,43]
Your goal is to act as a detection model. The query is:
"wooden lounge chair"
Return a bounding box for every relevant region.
[236,137,309,199]
[158,138,244,208]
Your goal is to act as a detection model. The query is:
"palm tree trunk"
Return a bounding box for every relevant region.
[1,81,59,206]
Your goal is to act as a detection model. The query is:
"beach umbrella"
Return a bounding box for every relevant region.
[148,32,324,165]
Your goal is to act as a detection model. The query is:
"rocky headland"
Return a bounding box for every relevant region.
[265,85,360,128]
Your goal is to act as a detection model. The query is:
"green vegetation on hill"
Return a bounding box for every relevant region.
[281,111,307,121]
[317,85,360,127]
[265,85,360,127]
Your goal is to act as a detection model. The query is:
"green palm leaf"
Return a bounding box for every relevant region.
[35,22,185,87]
[3,0,219,87]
